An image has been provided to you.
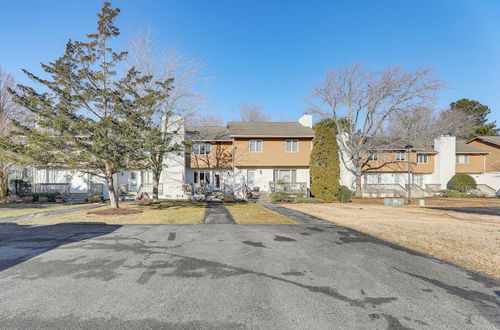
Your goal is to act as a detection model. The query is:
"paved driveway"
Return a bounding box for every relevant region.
[0,208,498,329]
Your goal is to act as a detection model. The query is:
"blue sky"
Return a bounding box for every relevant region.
[1,0,499,124]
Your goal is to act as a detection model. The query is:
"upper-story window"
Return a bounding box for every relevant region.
[368,152,378,161]
[417,154,428,164]
[395,151,405,161]
[456,154,469,164]
[193,143,211,155]
[249,140,263,152]
[285,139,299,152]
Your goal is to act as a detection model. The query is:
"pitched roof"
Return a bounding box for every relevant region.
[456,140,489,154]
[227,122,314,138]
[185,126,231,141]
[468,136,500,146]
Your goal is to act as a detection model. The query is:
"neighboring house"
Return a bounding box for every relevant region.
[29,114,314,200]
[340,136,500,197]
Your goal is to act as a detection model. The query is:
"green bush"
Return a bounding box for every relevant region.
[20,192,60,203]
[292,196,323,203]
[336,185,352,203]
[270,192,293,202]
[448,174,477,192]
[439,189,477,198]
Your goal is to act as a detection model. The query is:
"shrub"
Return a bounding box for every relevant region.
[20,192,60,203]
[449,174,477,192]
[439,189,477,198]
[336,185,352,203]
[270,192,293,202]
[292,196,323,203]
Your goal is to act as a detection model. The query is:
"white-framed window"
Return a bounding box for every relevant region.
[194,171,211,184]
[193,143,211,155]
[368,152,378,161]
[273,169,297,183]
[396,151,405,161]
[141,171,153,184]
[250,140,263,152]
[363,173,381,184]
[285,139,299,152]
[456,154,469,164]
[417,154,428,164]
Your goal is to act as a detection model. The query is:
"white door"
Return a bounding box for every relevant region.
[247,170,256,189]
[129,172,138,192]
[70,172,89,193]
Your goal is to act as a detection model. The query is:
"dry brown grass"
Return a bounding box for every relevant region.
[284,203,500,278]
[225,202,298,225]
[16,201,207,225]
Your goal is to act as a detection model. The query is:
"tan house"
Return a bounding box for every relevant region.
[185,115,314,197]
[351,136,500,197]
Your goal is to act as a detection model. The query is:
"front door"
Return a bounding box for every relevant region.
[247,170,256,189]
[129,172,138,192]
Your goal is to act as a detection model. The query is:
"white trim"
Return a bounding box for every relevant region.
[285,139,299,153]
[249,139,263,152]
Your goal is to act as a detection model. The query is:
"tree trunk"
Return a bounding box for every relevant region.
[354,168,363,198]
[0,167,8,199]
[106,174,119,208]
[152,170,161,201]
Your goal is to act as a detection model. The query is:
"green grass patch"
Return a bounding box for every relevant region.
[0,203,87,219]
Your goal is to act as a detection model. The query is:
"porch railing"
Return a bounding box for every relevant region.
[88,182,104,200]
[269,182,307,195]
[139,183,163,196]
[31,183,70,194]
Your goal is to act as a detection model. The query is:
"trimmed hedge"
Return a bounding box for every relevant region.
[20,192,61,202]
[336,185,352,203]
[270,192,293,202]
[292,196,323,203]
[439,189,477,198]
[449,174,477,192]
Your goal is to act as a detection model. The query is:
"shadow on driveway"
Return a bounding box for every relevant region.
[0,223,120,272]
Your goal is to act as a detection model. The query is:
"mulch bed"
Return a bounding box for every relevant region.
[88,208,143,216]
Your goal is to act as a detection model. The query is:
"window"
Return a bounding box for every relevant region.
[364,174,381,184]
[273,169,297,183]
[193,143,211,155]
[368,153,378,161]
[141,171,153,184]
[250,140,263,152]
[194,171,211,184]
[417,154,428,164]
[396,151,405,161]
[285,139,299,152]
[456,154,469,164]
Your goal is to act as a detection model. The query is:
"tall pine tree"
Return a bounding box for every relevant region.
[450,98,498,137]
[8,2,154,208]
[310,119,340,201]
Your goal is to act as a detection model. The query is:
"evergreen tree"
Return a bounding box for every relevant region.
[310,118,340,201]
[8,2,154,208]
[450,98,498,137]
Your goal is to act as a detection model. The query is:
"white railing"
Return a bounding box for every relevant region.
[31,183,70,194]
[269,182,307,195]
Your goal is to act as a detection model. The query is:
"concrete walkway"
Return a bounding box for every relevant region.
[0,204,105,223]
[204,201,236,224]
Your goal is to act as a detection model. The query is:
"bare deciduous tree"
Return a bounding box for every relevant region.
[238,103,271,122]
[387,106,475,144]
[0,66,27,198]
[127,27,208,199]
[310,64,444,197]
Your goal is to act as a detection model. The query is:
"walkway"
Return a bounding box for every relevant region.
[0,204,104,223]
[203,201,236,224]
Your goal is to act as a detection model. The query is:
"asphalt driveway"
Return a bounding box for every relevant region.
[0,209,498,329]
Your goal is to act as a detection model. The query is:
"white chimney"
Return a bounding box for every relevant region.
[299,113,313,128]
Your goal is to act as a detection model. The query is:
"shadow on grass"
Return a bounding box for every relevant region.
[429,207,500,216]
[0,223,120,272]
[136,201,207,210]
[0,203,66,210]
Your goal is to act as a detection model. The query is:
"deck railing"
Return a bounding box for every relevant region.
[269,182,307,195]
[31,183,70,194]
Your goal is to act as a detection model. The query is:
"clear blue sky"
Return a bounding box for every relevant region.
[1,0,499,124]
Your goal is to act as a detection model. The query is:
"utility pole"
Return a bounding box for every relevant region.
[405,144,414,204]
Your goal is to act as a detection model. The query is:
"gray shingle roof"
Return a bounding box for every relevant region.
[456,140,489,154]
[185,126,231,141]
[227,122,314,137]
[469,136,500,146]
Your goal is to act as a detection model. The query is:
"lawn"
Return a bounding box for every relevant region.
[225,202,298,225]
[16,201,207,225]
[284,203,500,278]
[0,203,88,219]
